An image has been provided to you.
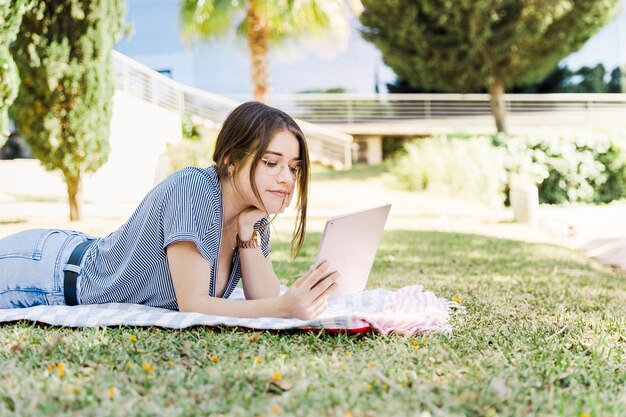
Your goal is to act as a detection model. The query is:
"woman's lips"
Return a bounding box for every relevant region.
[269,190,288,198]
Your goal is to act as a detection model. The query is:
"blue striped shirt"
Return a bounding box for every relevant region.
[78,165,271,310]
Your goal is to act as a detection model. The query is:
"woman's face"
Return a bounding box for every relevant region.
[235,129,301,214]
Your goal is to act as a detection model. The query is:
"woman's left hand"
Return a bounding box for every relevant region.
[237,207,268,240]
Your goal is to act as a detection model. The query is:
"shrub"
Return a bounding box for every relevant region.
[162,134,216,177]
[497,133,626,204]
[390,133,626,206]
[390,135,507,206]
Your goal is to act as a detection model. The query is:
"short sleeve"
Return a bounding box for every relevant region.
[256,217,271,258]
[161,170,219,262]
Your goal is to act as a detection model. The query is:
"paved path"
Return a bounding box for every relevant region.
[538,202,626,272]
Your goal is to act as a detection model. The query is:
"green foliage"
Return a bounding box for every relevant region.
[180,0,356,44]
[0,0,32,142]
[360,0,620,131]
[608,67,622,93]
[163,134,216,177]
[391,134,626,205]
[498,134,626,204]
[181,114,201,141]
[360,0,620,92]
[10,0,125,218]
[389,64,623,94]
[390,136,507,206]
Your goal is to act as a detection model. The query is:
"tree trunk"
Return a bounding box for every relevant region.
[247,0,270,103]
[65,173,81,221]
[488,80,508,133]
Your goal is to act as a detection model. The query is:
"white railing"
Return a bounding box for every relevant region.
[112,51,354,167]
[261,93,626,124]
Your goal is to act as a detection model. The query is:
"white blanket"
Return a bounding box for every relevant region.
[0,285,462,335]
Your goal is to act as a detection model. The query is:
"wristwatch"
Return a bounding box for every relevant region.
[237,230,259,249]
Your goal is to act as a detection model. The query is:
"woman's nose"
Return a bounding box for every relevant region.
[277,165,294,183]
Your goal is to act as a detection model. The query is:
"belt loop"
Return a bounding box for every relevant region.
[63,239,94,306]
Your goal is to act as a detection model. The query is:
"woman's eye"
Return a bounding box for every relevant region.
[265,161,279,167]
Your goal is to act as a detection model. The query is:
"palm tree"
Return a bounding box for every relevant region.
[181,0,362,103]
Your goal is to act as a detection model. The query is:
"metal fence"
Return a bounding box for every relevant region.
[261,93,626,126]
[112,52,354,167]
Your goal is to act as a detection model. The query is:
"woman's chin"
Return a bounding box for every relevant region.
[262,199,289,215]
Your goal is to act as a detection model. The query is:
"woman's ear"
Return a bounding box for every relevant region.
[227,164,235,177]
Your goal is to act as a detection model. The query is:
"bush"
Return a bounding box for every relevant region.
[389,135,507,206]
[497,134,626,204]
[162,134,216,177]
[390,133,626,206]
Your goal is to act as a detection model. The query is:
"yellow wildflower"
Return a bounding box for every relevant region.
[368,361,376,368]
[254,356,263,364]
[129,335,138,343]
[142,362,154,373]
[580,414,590,417]
[453,296,462,303]
[345,352,352,357]
[411,340,419,347]
[125,362,132,370]
[272,372,282,380]
[272,405,282,414]
[210,356,220,362]
[49,362,66,378]
[108,387,116,399]
[344,412,354,417]
[168,360,174,367]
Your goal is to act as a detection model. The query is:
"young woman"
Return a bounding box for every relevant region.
[0,102,338,319]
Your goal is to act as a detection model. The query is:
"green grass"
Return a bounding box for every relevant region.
[1,230,625,416]
[311,163,390,181]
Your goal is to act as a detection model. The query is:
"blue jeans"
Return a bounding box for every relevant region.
[0,229,90,309]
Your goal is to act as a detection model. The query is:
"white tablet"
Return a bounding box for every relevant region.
[314,204,391,299]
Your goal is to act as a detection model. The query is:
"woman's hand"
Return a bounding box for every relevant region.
[237,207,268,240]
[280,261,339,320]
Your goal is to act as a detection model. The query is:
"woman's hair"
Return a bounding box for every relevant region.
[213,101,310,258]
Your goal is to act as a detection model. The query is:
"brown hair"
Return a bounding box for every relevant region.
[213,101,309,258]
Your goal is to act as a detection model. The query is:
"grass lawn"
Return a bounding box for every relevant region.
[1,229,624,416]
[0,165,625,416]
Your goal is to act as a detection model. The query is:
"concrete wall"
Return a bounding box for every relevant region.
[0,90,181,205]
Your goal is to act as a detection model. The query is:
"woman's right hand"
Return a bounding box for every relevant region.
[280,261,339,320]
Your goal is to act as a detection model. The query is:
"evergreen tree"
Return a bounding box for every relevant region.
[608,67,622,93]
[180,0,362,103]
[10,0,125,220]
[360,0,620,132]
[509,65,574,94]
[0,0,32,142]
[573,64,608,93]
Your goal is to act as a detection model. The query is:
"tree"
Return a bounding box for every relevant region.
[509,65,574,94]
[180,0,362,103]
[360,0,620,133]
[608,67,622,93]
[0,0,32,143]
[10,0,125,220]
